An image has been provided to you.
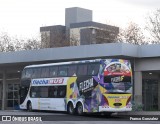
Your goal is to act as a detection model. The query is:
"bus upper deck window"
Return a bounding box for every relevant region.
[25,69,33,79]
[88,63,100,76]
[32,68,41,79]
[68,65,77,76]
[58,66,68,77]
[41,67,50,78]
[49,66,58,77]
[77,64,87,76]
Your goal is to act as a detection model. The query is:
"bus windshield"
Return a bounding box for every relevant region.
[100,60,132,93]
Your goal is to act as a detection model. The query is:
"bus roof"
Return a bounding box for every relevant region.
[24,59,101,69]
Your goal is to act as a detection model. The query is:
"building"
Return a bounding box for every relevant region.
[70,21,119,45]
[0,43,160,111]
[40,7,119,47]
[65,7,93,28]
[40,25,66,48]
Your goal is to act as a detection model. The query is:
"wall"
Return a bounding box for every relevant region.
[65,7,92,27]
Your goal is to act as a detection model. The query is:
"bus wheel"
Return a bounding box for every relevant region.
[76,103,83,115]
[67,103,75,115]
[27,102,32,112]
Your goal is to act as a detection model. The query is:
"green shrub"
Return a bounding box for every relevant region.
[132,101,143,111]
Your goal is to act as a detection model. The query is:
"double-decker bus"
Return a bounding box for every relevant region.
[19,59,132,115]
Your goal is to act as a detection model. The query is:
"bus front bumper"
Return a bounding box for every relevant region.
[19,104,27,110]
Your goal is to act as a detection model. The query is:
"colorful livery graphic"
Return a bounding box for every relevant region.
[19,59,132,115]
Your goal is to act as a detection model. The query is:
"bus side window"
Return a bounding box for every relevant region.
[58,66,68,77]
[32,68,41,79]
[25,69,33,79]
[88,63,100,76]
[41,67,50,78]
[30,86,40,98]
[39,87,48,98]
[49,86,58,98]
[49,66,58,77]
[48,86,55,98]
[57,86,66,98]
[77,64,87,76]
[68,65,77,76]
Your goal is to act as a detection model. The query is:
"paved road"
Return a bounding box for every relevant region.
[0,110,159,124]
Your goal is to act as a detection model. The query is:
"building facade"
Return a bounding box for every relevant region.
[40,7,119,47]
[70,21,119,45]
[0,43,160,111]
[40,25,66,48]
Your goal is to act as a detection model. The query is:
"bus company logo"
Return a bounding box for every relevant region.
[49,78,64,84]
[32,78,64,85]
[79,78,93,92]
[111,76,124,83]
[32,79,48,85]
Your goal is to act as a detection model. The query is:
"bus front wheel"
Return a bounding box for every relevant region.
[76,103,83,115]
[27,102,32,112]
[67,103,75,115]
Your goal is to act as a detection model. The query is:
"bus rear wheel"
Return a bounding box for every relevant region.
[27,102,32,112]
[76,103,83,115]
[67,103,75,115]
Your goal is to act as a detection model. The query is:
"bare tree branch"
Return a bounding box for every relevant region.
[117,22,147,45]
[146,9,160,43]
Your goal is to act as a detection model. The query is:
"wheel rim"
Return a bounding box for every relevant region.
[69,104,74,114]
[77,104,83,115]
[28,103,32,111]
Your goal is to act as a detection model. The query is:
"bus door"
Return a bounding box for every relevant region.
[30,86,41,110]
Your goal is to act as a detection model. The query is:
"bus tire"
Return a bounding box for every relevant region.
[27,101,32,112]
[67,102,75,115]
[76,102,83,115]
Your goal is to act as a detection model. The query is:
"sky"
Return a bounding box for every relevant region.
[0,0,159,38]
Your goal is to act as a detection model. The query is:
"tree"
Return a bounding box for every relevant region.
[0,32,42,52]
[23,37,42,50]
[146,9,160,43]
[0,32,15,52]
[117,22,147,45]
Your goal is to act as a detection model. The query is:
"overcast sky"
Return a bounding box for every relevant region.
[0,0,159,38]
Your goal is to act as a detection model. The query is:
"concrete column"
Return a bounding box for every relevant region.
[2,70,6,110]
[134,71,142,104]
